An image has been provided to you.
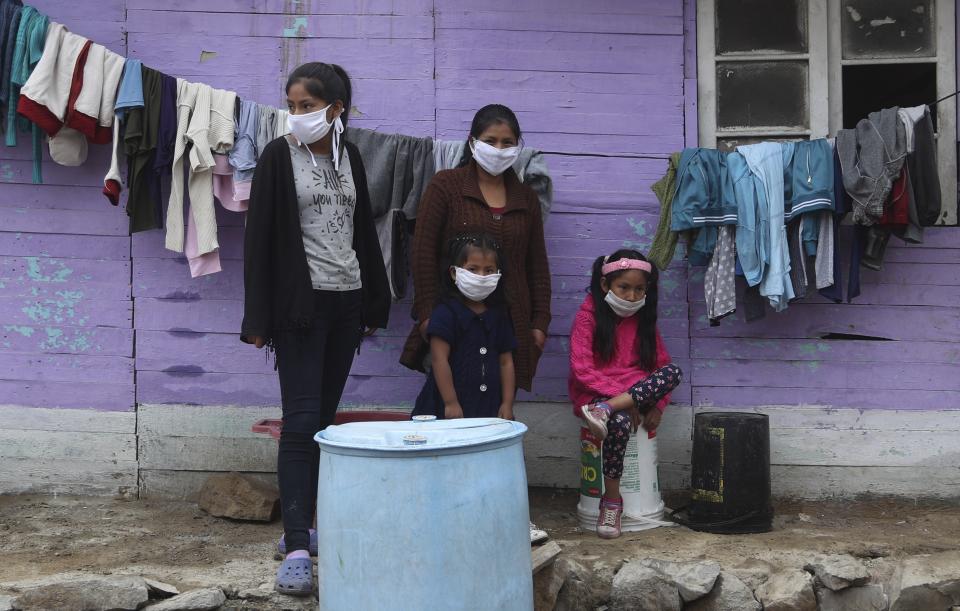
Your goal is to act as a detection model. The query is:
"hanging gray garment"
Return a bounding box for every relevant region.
[345,127,435,220]
[814,209,834,290]
[704,225,736,323]
[836,107,907,226]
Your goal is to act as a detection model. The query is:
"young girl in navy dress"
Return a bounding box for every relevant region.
[412,232,517,420]
[568,249,683,538]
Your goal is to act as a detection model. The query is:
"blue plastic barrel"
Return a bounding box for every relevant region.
[314,418,533,611]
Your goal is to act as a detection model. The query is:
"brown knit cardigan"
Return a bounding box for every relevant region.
[400,161,552,391]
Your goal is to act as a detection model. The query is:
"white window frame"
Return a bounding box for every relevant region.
[697,0,958,224]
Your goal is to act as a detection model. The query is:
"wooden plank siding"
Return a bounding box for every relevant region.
[1,0,959,498]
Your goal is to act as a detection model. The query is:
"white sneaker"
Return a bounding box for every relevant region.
[581,404,610,441]
[529,522,548,545]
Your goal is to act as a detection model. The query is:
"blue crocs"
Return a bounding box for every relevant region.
[277,530,318,556]
[275,557,314,596]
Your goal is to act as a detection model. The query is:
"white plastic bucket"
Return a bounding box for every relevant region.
[314,418,533,611]
[576,425,667,532]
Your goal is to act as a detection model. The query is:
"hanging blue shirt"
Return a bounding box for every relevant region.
[412,298,517,419]
[114,59,144,119]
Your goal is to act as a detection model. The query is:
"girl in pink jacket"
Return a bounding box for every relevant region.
[568,249,682,539]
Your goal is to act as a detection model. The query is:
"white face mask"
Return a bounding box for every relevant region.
[453,267,501,302]
[470,139,521,176]
[287,104,345,169]
[604,290,645,318]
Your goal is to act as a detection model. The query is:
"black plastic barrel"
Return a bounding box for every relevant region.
[687,412,772,533]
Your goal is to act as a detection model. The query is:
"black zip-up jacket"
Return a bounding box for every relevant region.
[241,137,390,346]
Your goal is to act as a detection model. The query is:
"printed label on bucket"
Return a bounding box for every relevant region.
[620,434,659,495]
[579,428,602,498]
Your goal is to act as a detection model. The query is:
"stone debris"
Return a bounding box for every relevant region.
[144,578,180,599]
[144,587,225,611]
[11,575,149,611]
[755,569,817,611]
[635,558,720,603]
[534,556,567,611]
[0,595,13,611]
[685,572,762,611]
[804,554,871,591]
[816,583,888,611]
[197,472,279,522]
[609,562,682,611]
[889,550,960,611]
[729,557,775,591]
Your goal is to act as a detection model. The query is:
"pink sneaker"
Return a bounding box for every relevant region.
[581,404,610,441]
[597,496,623,539]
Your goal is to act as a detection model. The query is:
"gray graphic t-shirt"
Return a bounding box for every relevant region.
[289,139,362,291]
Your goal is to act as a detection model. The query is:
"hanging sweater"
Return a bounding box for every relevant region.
[647,152,681,271]
[568,295,673,416]
[165,80,235,255]
[16,23,85,136]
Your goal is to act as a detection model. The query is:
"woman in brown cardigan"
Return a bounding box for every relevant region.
[401,104,551,393]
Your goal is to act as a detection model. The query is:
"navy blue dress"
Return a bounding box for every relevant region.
[412,298,517,419]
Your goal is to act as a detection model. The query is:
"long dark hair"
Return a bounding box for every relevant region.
[457,104,522,168]
[285,62,352,125]
[589,249,659,369]
[440,231,506,306]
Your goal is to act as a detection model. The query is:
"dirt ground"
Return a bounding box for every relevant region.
[2,488,960,609]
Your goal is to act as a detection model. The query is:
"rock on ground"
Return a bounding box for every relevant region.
[609,562,682,611]
[685,572,762,611]
[144,587,226,611]
[144,578,180,599]
[729,557,775,591]
[890,550,960,611]
[12,575,149,611]
[805,554,871,591]
[197,472,279,522]
[816,584,888,611]
[534,557,567,611]
[755,569,817,611]
[0,595,13,611]
[637,558,720,603]
[554,558,615,611]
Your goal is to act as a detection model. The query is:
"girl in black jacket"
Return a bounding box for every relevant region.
[241,62,390,596]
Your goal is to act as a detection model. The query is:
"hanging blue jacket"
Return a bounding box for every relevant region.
[729,151,768,287]
[671,148,736,265]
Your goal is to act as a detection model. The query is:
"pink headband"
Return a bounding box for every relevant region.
[602,258,652,276]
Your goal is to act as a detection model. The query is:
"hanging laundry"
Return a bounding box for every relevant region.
[345,127,435,300]
[670,148,736,266]
[728,151,768,287]
[4,5,45,182]
[165,80,236,258]
[836,107,907,226]
[152,73,177,197]
[255,104,289,154]
[739,142,794,312]
[906,106,941,226]
[647,152,681,272]
[123,65,163,232]
[228,98,259,203]
[103,58,144,204]
[0,0,24,126]
[704,225,736,324]
[819,147,848,302]
[433,138,464,171]
[786,216,814,301]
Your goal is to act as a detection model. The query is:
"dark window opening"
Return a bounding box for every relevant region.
[842,63,937,130]
[716,0,808,54]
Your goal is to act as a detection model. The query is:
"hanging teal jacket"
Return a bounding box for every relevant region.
[6,5,47,183]
[671,148,737,265]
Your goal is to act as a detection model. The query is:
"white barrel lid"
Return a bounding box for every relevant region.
[315,417,526,452]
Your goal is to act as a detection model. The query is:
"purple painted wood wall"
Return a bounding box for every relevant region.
[3,1,958,414]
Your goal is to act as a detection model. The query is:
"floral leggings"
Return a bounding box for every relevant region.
[602,364,683,480]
